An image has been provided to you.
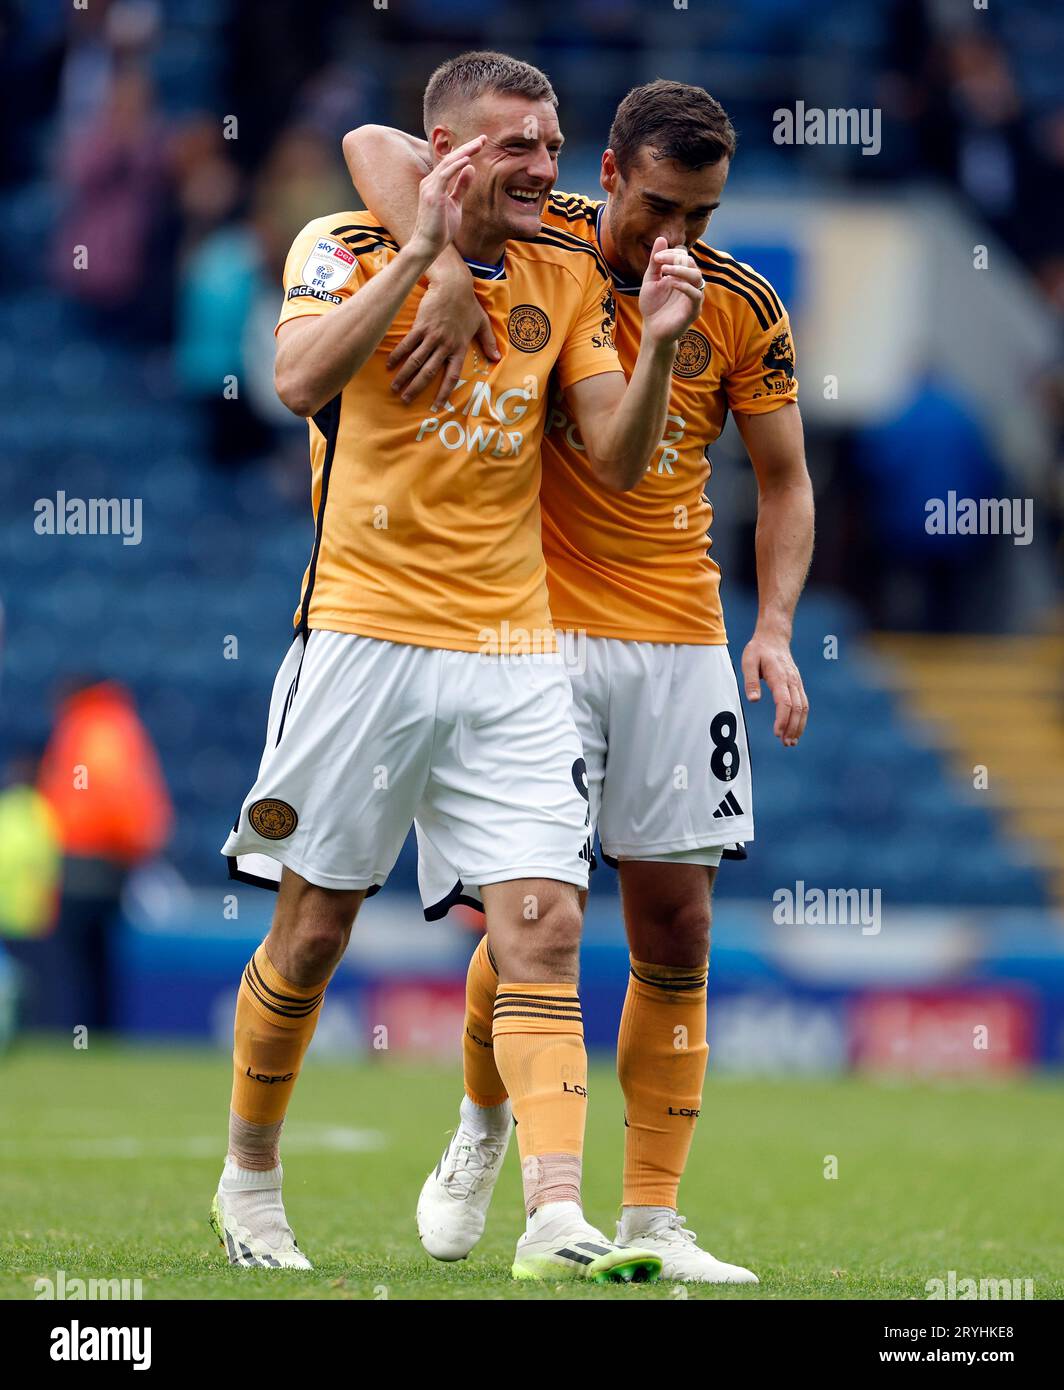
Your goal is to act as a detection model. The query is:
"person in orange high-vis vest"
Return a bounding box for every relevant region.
[29,680,173,1030]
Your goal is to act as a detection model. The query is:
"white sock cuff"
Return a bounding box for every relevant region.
[527,1199,583,1233]
[459,1093,510,1140]
[222,1156,283,1191]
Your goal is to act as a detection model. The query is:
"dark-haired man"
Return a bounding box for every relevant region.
[346,76,813,1283]
[217,53,704,1282]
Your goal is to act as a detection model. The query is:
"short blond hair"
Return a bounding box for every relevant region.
[423,50,556,134]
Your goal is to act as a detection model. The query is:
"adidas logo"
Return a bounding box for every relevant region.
[713,790,744,819]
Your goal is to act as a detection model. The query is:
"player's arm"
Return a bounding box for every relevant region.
[734,402,814,746]
[343,124,499,409]
[275,139,483,418]
[564,238,704,492]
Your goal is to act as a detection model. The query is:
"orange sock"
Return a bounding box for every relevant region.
[617,955,709,1209]
[463,936,507,1107]
[229,943,327,1166]
[492,983,586,1215]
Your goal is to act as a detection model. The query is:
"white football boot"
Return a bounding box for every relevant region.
[210,1160,311,1269]
[417,1104,512,1260]
[617,1208,758,1284]
[512,1201,662,1283]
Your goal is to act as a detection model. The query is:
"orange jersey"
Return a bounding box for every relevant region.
[540,192,799,644]
[277,213,621,653]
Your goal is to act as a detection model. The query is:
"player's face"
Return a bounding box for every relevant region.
[599,145,729,278]
[445,93,563,243]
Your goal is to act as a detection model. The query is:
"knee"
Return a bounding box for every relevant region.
[506,895,583,981]
[290,921,348,978]
[539,899,583,973]
[637,901,710,968]
[274,885,359,981]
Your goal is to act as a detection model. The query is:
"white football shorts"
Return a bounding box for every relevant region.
[223,630,592,897]
[572,637,753,864]
[415,636,753,915]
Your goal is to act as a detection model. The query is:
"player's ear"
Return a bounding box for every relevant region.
[428,125,456,161]
[600,149,618,196]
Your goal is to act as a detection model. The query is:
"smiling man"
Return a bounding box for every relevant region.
[345,77,814,1283]
[217,53,704,1283]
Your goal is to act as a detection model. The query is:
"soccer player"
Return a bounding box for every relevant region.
[216,54,705,1281]
[344,78,814,1283]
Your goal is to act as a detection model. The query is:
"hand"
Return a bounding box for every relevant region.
[408,136,486,263]
[388,273,500,407]
[741,629,809,746]
[638,237,704,346]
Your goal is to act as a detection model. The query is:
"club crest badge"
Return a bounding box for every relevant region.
[248,798,298,840]
[673,329,712,378]
[508,304,551,353]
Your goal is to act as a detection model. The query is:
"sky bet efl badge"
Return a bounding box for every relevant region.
[301,238,356,294]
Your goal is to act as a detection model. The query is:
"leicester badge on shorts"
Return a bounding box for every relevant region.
[248,798,298,840]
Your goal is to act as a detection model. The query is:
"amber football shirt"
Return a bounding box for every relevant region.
[277,212,622,653]
[540,193,799,645]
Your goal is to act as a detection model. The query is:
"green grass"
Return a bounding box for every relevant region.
[1,1041,1061,1300]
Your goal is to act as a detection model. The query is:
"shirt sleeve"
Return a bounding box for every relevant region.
[275,221,368,334]
[724,297,799,414]
[555,263,623,392]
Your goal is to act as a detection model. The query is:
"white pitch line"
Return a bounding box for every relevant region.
[0,1126,386,1160]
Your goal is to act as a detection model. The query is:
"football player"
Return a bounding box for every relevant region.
[344,76,813,1283]
[216,54,704,1282]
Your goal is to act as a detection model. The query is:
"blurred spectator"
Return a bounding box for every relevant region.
[54,1,160,135]
[20,679,174,1031]
[53,63,177,342]
[917,30,1040,258]
[0,0,65,187]
[0,753,60,940]
[849,374,1008,631]
[252,125,354,268]
[222,0,335,170]
[172,117,275,466]
[1026,107,1064,314]
[173,122,352,469]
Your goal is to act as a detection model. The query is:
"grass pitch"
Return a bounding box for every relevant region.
[1,1040,1061,1300]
